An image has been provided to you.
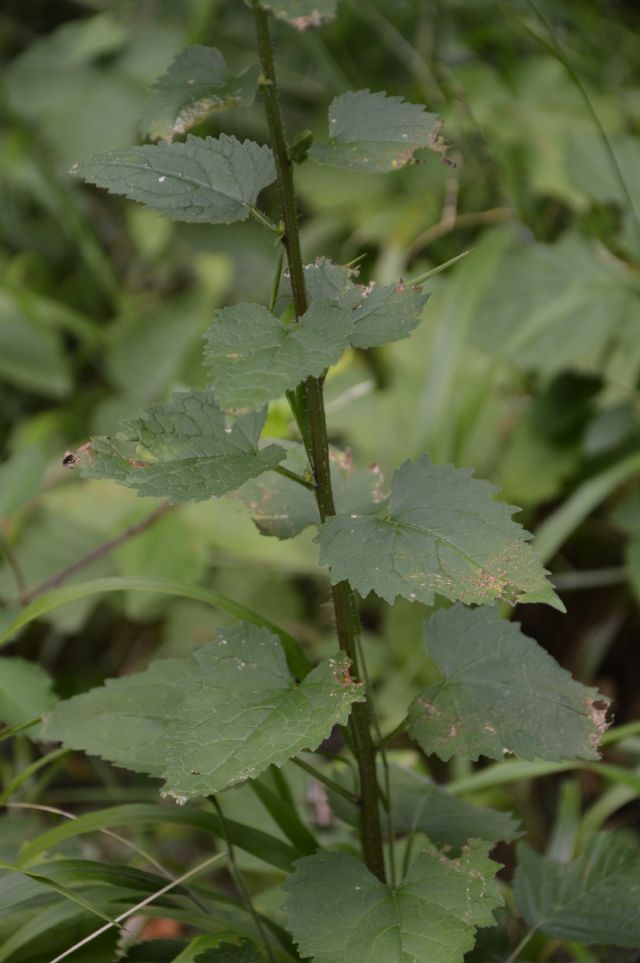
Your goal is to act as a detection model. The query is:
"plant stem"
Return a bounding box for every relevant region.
[252,1,386,883]
[274,464,316,491]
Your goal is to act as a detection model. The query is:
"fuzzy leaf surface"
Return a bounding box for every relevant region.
[316,455,560,608]
[284,842,502,963]
[257,0,337,29]
[43,624,364,801]
[514,833,640,948]
[76,390,285,502]
[235,441,386,539]
[300,257,429,348]
[408,604,609,762]
[309,90,444,172]
[204,301,353,410]
[141,46,258,142]
[74,134,275,224]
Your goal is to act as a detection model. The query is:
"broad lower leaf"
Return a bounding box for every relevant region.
[408,605,610,762]
[141,46,258,142]
[309,90,445,172]
[43,624,364,801]
[257,0,337,30]
[235,441,386,539]
[0,658,57,726]
[73,134,275,225]
[284,842,502,963]
[204,301,353,410]
[300,257,430,348]
[514,833,640,948]
[328,763,520,848]
[73,390,285,502]
[316,454,561,608]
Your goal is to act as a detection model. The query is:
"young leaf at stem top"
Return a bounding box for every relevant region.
[284,842,503,963]
[73,134,275,225]
[309,90,447,173]
[73,389,286,503]
[140,46,259,143]
[408,604,610,763]
[43,624,365,802]
[316,454,563,609]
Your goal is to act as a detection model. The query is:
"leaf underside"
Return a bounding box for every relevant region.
[316,454,562,609]
[235,441,386,539]
[284,842,503,963]
[141,46,259,142]
[43,623,365,801]
[309,90,445,172]
[76,389,285,502]
[408,604,610,762]
[74,134,275,225]
[514,833,640,948]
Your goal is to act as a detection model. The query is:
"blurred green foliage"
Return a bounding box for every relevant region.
[0,1,640,960]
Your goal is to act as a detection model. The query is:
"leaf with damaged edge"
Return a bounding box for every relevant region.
[284,842,503,963]
[257,0,337,30]
[514,833,640,948]
[73,134,275,225]
[316,454,562,609]
[309,90,445,173]
[43,623,365,801]
[141,46,258,142]
[408,604,609,762]
[235,441,386,539]
[75,389,285,502]
[204,300,354,410]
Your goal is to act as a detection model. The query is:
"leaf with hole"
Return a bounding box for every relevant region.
[141,46,258,142]
[75,389,285,502]
[514,833,640,948]
[74,134,275,224]
[235,441,386,539]
[43,624,364,801]
[408,604,609,762]
[309,90,445,172]
[284,842,502,963]
[316,454,562,609]
[204,300,354,410]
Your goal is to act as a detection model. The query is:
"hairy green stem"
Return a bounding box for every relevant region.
[252,1,386,882]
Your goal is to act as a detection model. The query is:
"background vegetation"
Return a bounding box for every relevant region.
[0,1,639,961]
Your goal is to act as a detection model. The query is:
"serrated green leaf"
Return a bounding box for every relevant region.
[44,624,364,801]
[0,658,57,726]
[235,441,386,539]
[141,46,258,142]
[300,258,430,348]
[309,90,444,173]
[0,447,47,518]
[327,763,520,848]
[257,0,337,30]
[408,605,609,763]
[316,454,560,608]
[74,390,285,502]
[204,301,353,410]
[284,842,502,963]
[73,134,275,224]
[514,833,640,948]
